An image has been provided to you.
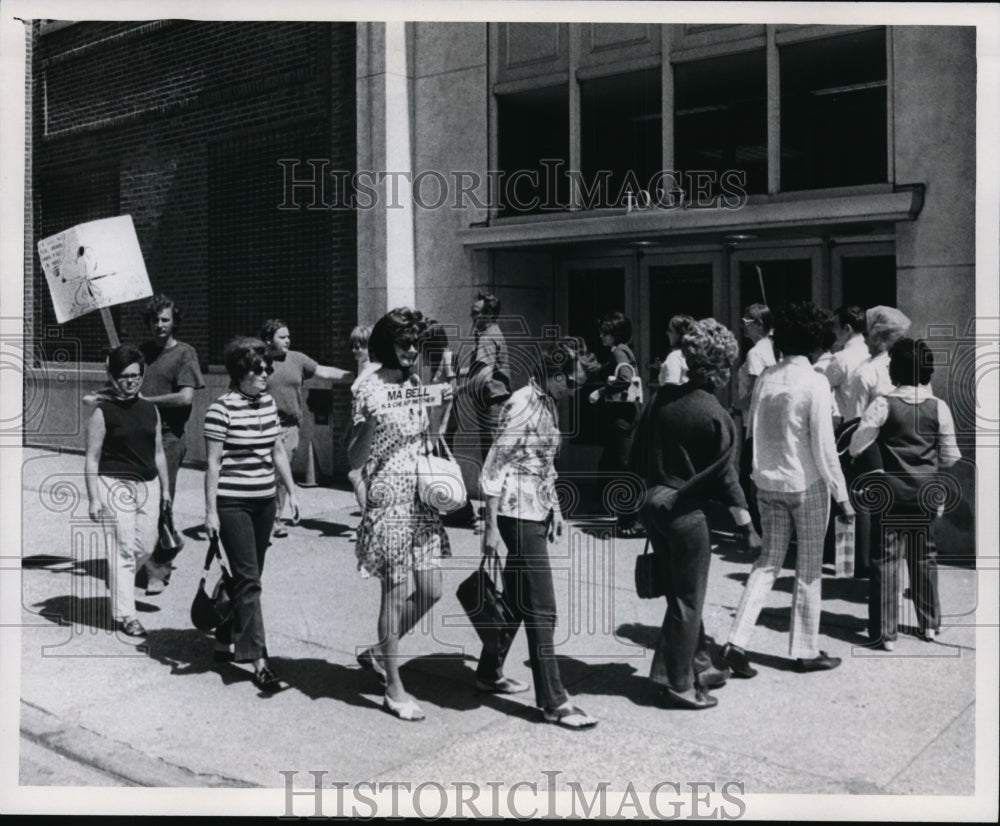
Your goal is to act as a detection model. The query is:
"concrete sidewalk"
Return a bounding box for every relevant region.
[12,447,985,813]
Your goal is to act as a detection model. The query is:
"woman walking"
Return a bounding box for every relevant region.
[204,337,299,692]
[349,308,453,722]
[478,339,598,730]
[631,320,759,709]
[588,311,644,537]
[85,344,171,637]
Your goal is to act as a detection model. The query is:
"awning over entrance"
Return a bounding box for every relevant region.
[457,185,924,250]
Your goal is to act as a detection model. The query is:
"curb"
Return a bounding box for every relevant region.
[20,701,259,788]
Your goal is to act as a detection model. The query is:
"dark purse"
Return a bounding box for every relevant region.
[152,500,185,564]
[456,554,516,655]
[634,538,665,600]
[190,535,233,631]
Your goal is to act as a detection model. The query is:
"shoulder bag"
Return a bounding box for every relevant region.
[634,537,665,599]
[416,387,468,515]
[456,552,517,655]
[190,535,233,631]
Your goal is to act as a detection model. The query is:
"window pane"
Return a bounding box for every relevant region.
[674,49,767,198]
[841,254,896,309]
[648,263,713,383]
[780,29,888,190]
[580,68,662,209]
[497,85,569,215]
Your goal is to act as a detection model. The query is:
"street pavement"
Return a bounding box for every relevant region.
[8,447,993,817]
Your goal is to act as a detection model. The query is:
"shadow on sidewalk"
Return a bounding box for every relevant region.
[293,517,354,539]
[30,595,161,632]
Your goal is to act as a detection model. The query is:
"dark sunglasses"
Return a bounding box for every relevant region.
[250,359,274,376]
[395,337,418,351]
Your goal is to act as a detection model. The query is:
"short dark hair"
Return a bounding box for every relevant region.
[106,344,145,379]
[667,314,695,338]
[889,338,934,386]
[743,303,772,333]
[474,292,501,319]
[143,294,181,330]
[223,336,270,385]
[598,311,632,345]
[771,302,830,357]
[820,315,838,352]
[259,319,288,344]
[368,307,432,370]
[835,305,866,335]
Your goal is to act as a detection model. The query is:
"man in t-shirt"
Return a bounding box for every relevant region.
[139,295,205,589]
[261,319,354,537]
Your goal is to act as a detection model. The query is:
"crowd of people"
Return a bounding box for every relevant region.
[81,289,959,719]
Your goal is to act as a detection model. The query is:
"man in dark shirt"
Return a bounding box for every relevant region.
[138,295,205,589]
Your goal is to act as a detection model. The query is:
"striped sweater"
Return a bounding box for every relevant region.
[204,389,280,499]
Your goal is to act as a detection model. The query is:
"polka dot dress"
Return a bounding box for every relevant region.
[352,371,451,585]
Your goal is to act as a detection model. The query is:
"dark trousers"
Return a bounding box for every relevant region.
[476,516,568,711]
[597,403,639,529]
[647,500,712,693]
[475,399,503,465]
[215,495,276,662]
[868,514,940,642]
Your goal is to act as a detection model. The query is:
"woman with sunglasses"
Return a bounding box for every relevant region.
[349,308,453,722]
[85,344,171,637]
[203,337,299,692]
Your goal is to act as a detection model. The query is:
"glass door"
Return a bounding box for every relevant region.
[640,253,722,389]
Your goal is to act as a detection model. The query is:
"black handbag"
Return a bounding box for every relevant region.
[152,500,185,564]
[456,554,516,655]
[190,535,233,631]
[634,538,665,600]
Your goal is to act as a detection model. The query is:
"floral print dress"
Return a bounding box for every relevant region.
[353,371,451,584]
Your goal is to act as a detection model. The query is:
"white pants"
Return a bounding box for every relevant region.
[100,476,160,621]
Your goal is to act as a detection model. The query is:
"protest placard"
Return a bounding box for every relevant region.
[37,215,152,324]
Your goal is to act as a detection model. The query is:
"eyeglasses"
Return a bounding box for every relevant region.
[250,360,274,376]
[395,337,418,351]
[741,318,758,326]
[117,373,143,384]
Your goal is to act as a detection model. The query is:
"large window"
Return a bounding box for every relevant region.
[780,28,888,190]
[496,85,570,216]
[841,254,896,309]
[580,68,662,209]
[674,49,767,198]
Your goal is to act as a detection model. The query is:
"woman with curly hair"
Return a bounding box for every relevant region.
[630,319,759,710]
[720,302,854,677]
[349,307,454,721]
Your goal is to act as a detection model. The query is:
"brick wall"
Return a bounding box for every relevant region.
[29,21,358,477]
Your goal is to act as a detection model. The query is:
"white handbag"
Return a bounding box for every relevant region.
[417,436,468,515]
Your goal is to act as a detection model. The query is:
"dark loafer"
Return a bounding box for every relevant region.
[253,665,283,692]
[661,687,718,710]
[720,643,757,679]
[476,676,530,695]
[796,651,842,673]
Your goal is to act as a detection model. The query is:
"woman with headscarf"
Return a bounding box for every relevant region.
[84,344,171,637]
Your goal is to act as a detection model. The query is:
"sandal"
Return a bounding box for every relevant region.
[542,704,598,730]
[120,617,147,637]
[476,676,530,695]
[383,693,425,722]
[617,525,646,539]
[356,648,387,686]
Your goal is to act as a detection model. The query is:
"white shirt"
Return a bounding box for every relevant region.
[824,334,869,419]
[842,351,892,422]
[849,384,961,467]
[737,336,776,426]
[658,349,688,385]
[748,356,848,501]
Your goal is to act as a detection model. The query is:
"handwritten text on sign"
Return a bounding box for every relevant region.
[37,215,152,324]
[372,383,445,413]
